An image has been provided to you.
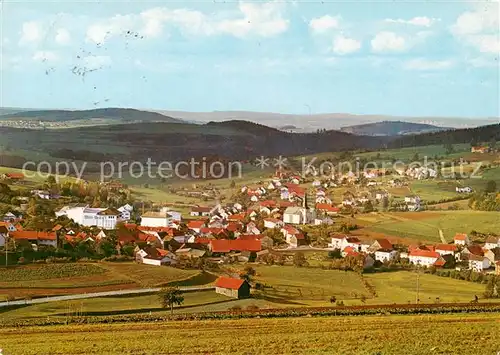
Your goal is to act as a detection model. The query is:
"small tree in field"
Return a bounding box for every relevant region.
[293,252,307,267]
[159,287,184,315]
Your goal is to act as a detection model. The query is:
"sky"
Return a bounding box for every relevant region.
[0,0,499,118]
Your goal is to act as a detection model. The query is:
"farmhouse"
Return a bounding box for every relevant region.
[408,250,442,267]
[484,236,500,250]
[9,231,57,248]
[190,206,212,217]
[456,186,472,194]
[136,247,176,266]
[315,203,340,215]
[454,233,470,246]
[471,146,490,153]
[435,244,458,256]
[215,277,251,299]
[263,218,284,229]
[374,249,399,262]
[467,254,491,272]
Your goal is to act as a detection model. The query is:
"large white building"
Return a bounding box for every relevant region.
[140,208,182,228]
[55,204,120,230]
[282,194,315,225]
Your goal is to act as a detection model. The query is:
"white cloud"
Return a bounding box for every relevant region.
[451,4,499,57]
[385,17,440,27]
[451,6,498,36]
[217,2,289,38]
[467,57,498,68]
[55,28,71,45]
[86,14,137,43]
[83,55,112,70]
[465,34,500,54]
[309,15,341,34]
[32,51,59,62]
[403,58,454,70]
[371,31,407,52]
[332,35,361,55]
[19,21,43,44]
[86,2,289,43]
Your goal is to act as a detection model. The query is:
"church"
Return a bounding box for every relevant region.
[283,193,316,225]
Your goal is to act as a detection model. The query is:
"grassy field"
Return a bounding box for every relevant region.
[1,266,497,322]
[366,211,500,242]
[0,313,498,354]
[0,263,202,300]
[246,265,368,304]
[364,271,487,304]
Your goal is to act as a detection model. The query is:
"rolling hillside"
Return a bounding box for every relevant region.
[389,124,500,148]
[0,121,384,167]
[340,121,451,136]
[0,108,183,123]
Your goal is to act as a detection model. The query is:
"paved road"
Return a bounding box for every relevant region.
[0,286,215,308]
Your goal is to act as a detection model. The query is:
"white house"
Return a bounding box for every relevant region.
[263,218,284,229]
[328,235,346,249]
[118,204,133,221]
[405,196,421,204]
[454,233,470,246]
[140,208,181,228]
[56,204,120,229]
[435,244,458,256]
[136,248,176,266]
[375,250,399,262]
[468,255,491,272]
[408,250,441,267]
[485,236,500,250]
[456,186,473,194]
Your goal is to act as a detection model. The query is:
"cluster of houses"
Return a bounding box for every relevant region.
[326,232,500,274]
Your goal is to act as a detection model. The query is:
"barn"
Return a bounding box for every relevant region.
[215,277,251,299]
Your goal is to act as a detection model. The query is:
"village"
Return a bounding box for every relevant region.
[1,148,499,303]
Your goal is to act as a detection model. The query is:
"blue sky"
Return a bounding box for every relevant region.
[0,0,498,117]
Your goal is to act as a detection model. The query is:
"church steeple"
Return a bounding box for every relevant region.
[302,191,308,209]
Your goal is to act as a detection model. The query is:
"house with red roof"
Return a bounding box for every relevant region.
[209,239,261,254]
[10,231,57,247]
[435,244,458,256]
[3,172,24,180]
[136,247,176,266]
[369,239,393,252]
[238,234,273,249]
[315,204,340,215]
[454,233,470,246]
[471,146,490,154]
[187,220,206,233]
[280,225,306,248]
[408,249,443,267]
[263,218,284,229]
[215,277,251,299]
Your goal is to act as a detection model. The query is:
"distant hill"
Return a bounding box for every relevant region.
[389,124,500,148]
[154,110,497,132]
[0,108,183,123]
[340,121,451,136]
[0,120,384,167]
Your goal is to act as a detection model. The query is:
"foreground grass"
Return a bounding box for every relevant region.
[0,313,498,354]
